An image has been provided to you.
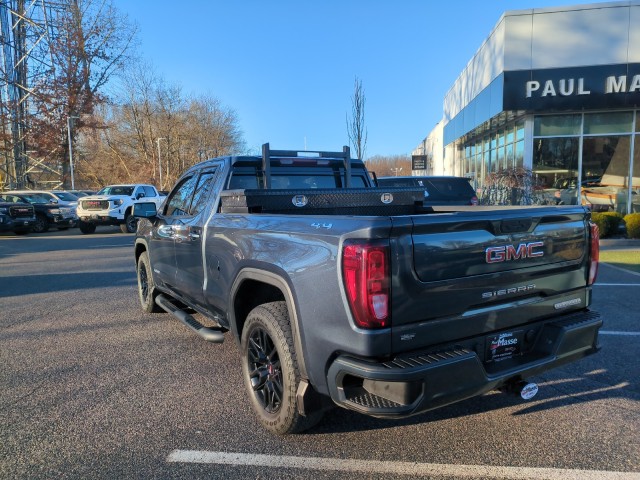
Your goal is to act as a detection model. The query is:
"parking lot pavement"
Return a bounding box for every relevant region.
[1,232,639,479]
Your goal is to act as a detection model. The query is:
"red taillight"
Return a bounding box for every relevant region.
[342,242,390,329]
[588,221,599,285]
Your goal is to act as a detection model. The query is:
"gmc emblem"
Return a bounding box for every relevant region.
[485,241,544,264]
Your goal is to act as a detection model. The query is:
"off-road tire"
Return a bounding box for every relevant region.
[137,251,162,313]
[241,301,323,434]
[121,212,138,233]
[79,221,97,234]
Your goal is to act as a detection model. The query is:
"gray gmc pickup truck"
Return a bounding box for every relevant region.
[133,144,601,434]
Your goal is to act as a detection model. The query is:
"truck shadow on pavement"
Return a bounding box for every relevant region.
[0,271,135,298]
[307,369,639,435]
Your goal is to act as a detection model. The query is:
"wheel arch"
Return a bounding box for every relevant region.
[230,268,308,379]
[134,239,149,264]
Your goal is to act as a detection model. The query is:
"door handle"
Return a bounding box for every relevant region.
[173,226,201,242]
[158,225,174,238]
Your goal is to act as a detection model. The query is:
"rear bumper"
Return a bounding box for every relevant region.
[326,310,601,418]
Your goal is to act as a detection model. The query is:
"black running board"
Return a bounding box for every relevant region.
[155,294,225,343]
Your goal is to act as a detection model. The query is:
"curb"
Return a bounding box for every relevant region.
[599,238,640,250]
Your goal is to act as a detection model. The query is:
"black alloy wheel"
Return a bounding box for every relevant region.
[247,324,284,414]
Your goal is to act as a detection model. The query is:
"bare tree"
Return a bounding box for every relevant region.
[346,77,367,160]
[184,95,245,161]
[26,0,138,188]
[366,154,411,178]
[74,63,245,188]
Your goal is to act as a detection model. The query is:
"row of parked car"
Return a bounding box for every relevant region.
[0,189,94,235]
[1,176,479,236]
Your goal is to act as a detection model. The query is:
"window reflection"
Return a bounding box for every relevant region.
[581,136,631,213]
[534,115,581,136]
[461,120,525,199]
[584,112,633,134]
[454,112,638,210]
[533,138,580,205]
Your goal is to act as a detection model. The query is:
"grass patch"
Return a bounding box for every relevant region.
[599,250,640,274]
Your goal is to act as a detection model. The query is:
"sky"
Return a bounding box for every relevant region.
[110,0,609,158]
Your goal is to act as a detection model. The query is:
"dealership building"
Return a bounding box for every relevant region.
[413,1,640,213]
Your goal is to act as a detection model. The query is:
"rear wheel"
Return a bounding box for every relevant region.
[79,221,97,234]
[32,214,48,233]
[121,212,138,233]
[241,301,323,434]
[137,251,162,313]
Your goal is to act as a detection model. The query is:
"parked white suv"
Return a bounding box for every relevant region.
[76,184,165,234]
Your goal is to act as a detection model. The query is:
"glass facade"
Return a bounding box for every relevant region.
[532,111,639,214]
[431,3,640,212]
[454,111,639,212]
[459,121,525,199]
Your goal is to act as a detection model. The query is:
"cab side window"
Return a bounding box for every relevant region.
[190,171,217,216]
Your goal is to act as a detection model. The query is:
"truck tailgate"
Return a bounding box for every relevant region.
[390,206,592,353]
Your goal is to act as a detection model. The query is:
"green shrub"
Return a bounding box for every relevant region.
[591,212,613,237]
[623,213,640,239]
[602,212,624,235]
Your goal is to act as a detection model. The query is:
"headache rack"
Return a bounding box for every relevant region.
[219,143,428,215]
[261,142,353,189]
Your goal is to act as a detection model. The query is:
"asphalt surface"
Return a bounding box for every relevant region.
[1,227,639,479]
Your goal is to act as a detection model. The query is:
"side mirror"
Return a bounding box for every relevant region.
[136,192,145,200]
[133,202,158,219]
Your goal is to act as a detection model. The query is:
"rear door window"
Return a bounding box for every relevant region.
[227,166,370,189]
[425,178,474,196]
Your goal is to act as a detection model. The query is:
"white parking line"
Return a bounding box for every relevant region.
[600,331,640,336]
[599,263,640,278]
[166,450,639,480]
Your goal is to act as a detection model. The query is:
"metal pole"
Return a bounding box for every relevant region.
[156,137,166,189]
[67,116,79,189]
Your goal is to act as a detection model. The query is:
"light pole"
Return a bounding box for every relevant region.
[156,137,167,189]
[67,115,79,189]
